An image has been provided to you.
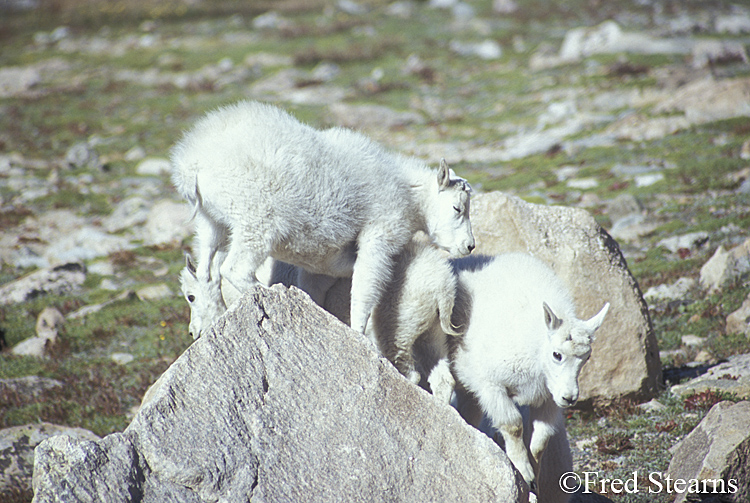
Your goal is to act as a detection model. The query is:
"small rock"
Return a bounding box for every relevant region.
[136,157,171,176]
[12,337,53,358]
[668,401,750,503]
[492,0,518,14]
[644,277,697,303]
[681,334,706,347]
[136,283,172,301]
[671,353,750,399]
[691,39,748,69]
[143,199,191,245]
[104,196,151,233]
[0,423,99,496]
[449,39,502,60]
[575,437,597,450]
[699,238,750,292]
[608,213,658,242]
[637,398,666,412]
[726,293,750,336]
[336,0,367,15]
[65,142,100,170]
[658,232,709,254]
[111,353,135,365]
[124,146,146,162]
[252,11,291,31]
[66,290,137,320]
[0,65,41,98]
[566,178,598,190]
[741,140,750,161]
[328,103,424,131]
[715,13,750,34]
[0,262,86,306]
[692,350,713,363]
[0,377,64,398]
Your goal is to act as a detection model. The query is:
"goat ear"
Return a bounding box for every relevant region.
[185,254,198,277]
[437,158,451,190]
[583,302,610,335]
[543,302,563,331]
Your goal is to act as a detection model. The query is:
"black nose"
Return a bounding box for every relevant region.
[468,244,475,252]
[563,396,577,406]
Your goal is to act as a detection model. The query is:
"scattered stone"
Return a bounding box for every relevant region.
[492,0,518,14]
[0,376,63,398]
[655,77,750,126]
[0,423,99,496]
[142,199,191,246]
[0,65,41,98]
[726,293,750,336]
[558,21,692,63]
[135,157,171,176]
[0,262,86,306]
[251,11,291,31]
[66,290,137,320]
[124,146,147,162]
[682,334,706,347]
[566,178,598,190]
[65,142,100,170]
[45,227,135,264]
[644,277,697,303]
[103,196,151,233]
[637,399,666,413]
[658,232,709,254]
[671,353,750,399]
[715,13,750,34]
[691,40,748,69]
[449,39,502,60]
[668,400,750,503]
[605,193,643,224]
[136,283,172,301]
[469,192,661,403]
[111,352,135,365]
[336,0,367,15]
[699,238,750,293]
[328,103,425,131]
[608,213,659,242]
[33,286,527,501]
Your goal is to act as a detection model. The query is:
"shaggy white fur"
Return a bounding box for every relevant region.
[172,100,474,338]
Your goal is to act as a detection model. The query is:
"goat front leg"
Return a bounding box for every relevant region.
[427,358,455,404]
[350,232,395,335]
[485,393,536,487]
[529,399,561,470]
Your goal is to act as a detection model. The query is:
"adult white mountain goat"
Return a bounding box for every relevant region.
[172,100,474,338]
[448,253,609,490]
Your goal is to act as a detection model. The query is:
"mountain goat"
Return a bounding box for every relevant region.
[172,100,474,338]
[449,253,609,490]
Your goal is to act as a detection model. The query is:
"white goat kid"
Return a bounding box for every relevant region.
[366,236,461,388]
[172,101,474,338]
[450,253,609,489]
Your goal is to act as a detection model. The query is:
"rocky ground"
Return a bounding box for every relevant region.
[2,0,750,501]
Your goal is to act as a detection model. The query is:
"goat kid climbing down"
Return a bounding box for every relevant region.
[172,100,475,339]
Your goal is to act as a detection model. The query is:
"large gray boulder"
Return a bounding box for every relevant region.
[470,192,661,404]
[667,400,750,503]
[33,285,527,502]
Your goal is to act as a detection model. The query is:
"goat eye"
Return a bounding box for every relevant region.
[187,295,195,303]
[553,352,562,361]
